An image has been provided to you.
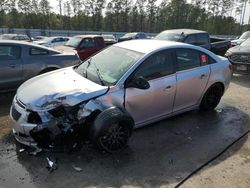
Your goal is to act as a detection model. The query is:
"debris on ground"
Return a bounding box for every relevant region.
[72,165,82,172]
[28,146,42,156]
[216,109,223,113]
[46,156,57,173]
[19,149,25,153]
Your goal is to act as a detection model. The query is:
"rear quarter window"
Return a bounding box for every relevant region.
[30,47,49,56]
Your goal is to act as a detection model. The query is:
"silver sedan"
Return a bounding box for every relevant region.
[0,40,80,91]
[10,40,232,153]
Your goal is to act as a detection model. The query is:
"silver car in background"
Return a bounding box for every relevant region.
[0,40,80,91]
[9,40,232,153]
[33,36,70,47]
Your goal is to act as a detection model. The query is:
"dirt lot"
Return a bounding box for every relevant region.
[0,74,249,188]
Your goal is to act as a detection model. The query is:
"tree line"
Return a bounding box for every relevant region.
[0,0,249,35]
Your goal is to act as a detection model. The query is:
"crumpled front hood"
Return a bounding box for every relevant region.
[17,67,108,111]
[231,39,245,45]
[227,45,250,54]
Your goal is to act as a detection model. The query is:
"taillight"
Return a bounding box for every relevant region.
[229,64,233,73]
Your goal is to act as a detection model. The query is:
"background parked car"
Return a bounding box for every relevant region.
[154,29,231,56]
[118,32,147,42]
[33,36,48,41]
[33,36,70,47]
[102,34,117,45]
[0,40,80,92]
[0,34,32,42]
[54,35,106,61]
[225,38,250,74]
[231,31,250,47]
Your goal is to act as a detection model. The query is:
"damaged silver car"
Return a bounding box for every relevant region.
[10,40,232,153]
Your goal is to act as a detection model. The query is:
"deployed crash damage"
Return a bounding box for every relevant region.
[11,91,106,149]
[10,40,231,153]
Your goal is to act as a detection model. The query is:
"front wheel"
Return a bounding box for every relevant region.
[90,108,134,153]
[200,84,223,111]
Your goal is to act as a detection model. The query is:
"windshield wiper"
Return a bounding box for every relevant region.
[93,62,105,86]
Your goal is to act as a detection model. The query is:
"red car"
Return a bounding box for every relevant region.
[55,35,106,61]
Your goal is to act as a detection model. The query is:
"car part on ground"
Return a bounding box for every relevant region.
[9,40,231,153]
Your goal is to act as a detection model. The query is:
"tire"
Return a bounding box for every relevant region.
[200,84,223,111]
[90,107,134,153]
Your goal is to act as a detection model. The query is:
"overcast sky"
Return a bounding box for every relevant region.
[50,0,250,25]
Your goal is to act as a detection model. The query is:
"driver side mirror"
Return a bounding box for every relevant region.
[126,77,150,90]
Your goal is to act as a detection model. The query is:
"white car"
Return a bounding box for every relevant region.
[10,40,232,153]
[34,36,70,47]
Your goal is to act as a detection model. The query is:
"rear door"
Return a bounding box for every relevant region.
[173,48,210,112]
[0,45,23,90]
[125,50,176,127]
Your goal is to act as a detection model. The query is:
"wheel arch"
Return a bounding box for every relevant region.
[39,66,60,75]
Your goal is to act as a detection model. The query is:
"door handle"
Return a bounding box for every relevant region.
[9,64,16,68]
[200,74,206,79]
[165,85,172,89]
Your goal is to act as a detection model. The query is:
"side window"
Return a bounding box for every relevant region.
[30,47,49,56]
[196,34,209,45]
[184,35,196,44]
[96,37,104,47]
[80,38,95,48]
[133,50,175,81]
[0,45,21,60]
[176,49,201,71]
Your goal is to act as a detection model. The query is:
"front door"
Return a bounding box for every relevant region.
[0,45,23,90]
[173,48,210,111]
[125,50,176,127]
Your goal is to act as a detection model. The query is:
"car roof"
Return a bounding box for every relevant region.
[0,40,61,52]
[74,35,102,38]
[114,39,194,53]
[160,29,208,35]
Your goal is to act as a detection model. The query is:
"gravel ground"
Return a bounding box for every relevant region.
[0,74,249,188]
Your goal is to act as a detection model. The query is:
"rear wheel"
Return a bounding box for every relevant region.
[200,84,223,111]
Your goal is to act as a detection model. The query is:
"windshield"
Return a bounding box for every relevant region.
[154,32,184,41]
[75,46,144,86]
[65,37,82,48]
[123,33,136,38]
[241,38,250,47]
[239,31,250,40]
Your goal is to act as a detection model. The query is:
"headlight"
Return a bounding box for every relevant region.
[225,51,232,57]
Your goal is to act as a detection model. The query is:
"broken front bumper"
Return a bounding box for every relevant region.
[9,96,38,146]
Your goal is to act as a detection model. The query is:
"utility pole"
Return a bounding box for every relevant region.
[240,0,247,33]
[57,0,62,16]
